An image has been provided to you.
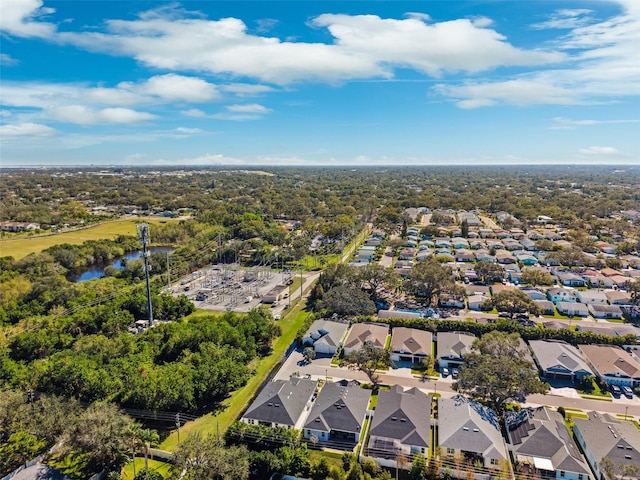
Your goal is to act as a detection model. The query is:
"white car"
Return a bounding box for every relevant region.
[274,314,281,320]
[441,367,450,377]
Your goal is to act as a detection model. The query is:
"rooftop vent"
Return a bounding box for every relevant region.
[275,403,280,407]
[473,428,479,433]
[401,418,407,422]
[463,427,469,431]
[392,417,397,421]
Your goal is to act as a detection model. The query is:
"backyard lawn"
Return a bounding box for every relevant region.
[120,458,172,479]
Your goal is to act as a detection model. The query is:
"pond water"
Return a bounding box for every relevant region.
[68,246,175,283]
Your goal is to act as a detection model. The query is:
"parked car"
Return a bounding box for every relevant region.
[610,384,622,396]
[622,386,634,398]
[274,314,281,321]
[195,294,207,301]
[452,368,460,379]
[498,312,511,318]
[441,367,450,377]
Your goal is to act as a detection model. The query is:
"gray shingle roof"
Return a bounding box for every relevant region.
[574,412,640,479]
[436,331,476,361]
[438,395,507,461]
[303,380,370,435]
[506,407,590,476]
[302,319,349,348]
[529,340,593,376]
[243,378,317,427]
[369,385,431,448]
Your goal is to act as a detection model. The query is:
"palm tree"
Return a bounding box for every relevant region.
[127,423,143,477]
[138,428,160,475]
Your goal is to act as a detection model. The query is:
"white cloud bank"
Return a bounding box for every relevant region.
[579,146,626,156]
[437,1,640,107]
[0,122,57,136]
[45,105,157,125]
[1,0,563,85]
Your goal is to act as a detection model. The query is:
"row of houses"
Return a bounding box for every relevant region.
[303,321,640,389]
[453,279,636,320]
[0,221,41,232]
[242,377,639,480]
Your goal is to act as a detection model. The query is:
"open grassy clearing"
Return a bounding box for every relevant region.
[0,218,172,260]
[159,300,312,451]
[183,309,226,320]
[121,458,172,479]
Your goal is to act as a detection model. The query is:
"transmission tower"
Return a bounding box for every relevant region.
[137,223,154,327]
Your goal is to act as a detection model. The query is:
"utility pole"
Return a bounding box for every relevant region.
[138,223,154,327]
[166,252,171,288]
[175,413,181,443]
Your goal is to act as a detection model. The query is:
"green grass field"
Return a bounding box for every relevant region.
[159,301,312,451]
[121,458,172,479]
[0,218,171,260]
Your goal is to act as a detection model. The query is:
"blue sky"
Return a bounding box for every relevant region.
[0,0,638,167]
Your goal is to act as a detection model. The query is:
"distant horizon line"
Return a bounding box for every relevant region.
[1,163,638,170]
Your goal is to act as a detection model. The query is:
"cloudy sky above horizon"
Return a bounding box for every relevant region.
[1,0,639,167]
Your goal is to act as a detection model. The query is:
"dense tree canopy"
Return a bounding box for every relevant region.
[405,258,456,307]
[341,344,392,387]
[457,331,548,414]
[483,290,542,318]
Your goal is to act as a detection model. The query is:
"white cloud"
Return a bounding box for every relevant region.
[0,53,19,66]
[173,127,203,134]
[436,2,640,107]
[551,116,640,129]
[404,12,431,22]
[4,3,563,85]
[0,0,56,38]
[181,108,206,117]
[0,110,12,117]
[133,74,220,102]
[436,79,576,108]
[255,18,279,33]
[469,16,493,28]
[0,122,57,136]
[579,146,625,156]
[1,74,220,110]
[226,103,271,114]
[155,153,245,165]
[46,105,157,124]
[220,83,276,96]
[310,14,563,77]
[456,99,497,109]
[531,9,595,30]
[125,153,147,162]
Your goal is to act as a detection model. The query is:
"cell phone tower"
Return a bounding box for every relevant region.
[137,223,154,327]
